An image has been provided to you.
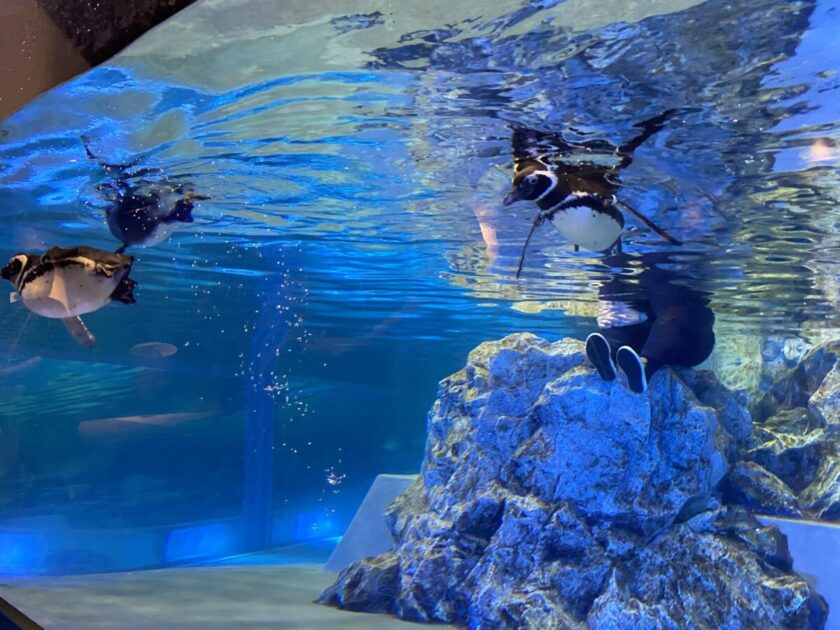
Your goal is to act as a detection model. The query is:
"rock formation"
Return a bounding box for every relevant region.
[319,333,828,629]
[726,340,840,521]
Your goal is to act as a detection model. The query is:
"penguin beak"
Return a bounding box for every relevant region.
[503,189,521,206]
[1,262,14,281]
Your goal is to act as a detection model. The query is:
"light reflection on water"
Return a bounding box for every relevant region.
[0,0,838,575]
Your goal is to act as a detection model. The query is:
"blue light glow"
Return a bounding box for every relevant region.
[0,533,45,575]
[163,522,237,564]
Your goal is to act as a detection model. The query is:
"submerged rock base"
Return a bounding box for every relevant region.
[319,334,828,629]
[730,340,840,521]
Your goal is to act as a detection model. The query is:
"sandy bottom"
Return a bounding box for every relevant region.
[0,563,445,629]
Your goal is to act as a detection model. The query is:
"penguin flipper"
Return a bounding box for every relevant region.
[614,109,681,170]
[62,316,96,348]
[515,214,546,279]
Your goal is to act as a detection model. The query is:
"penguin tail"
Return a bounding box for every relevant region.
[111,276,137,305]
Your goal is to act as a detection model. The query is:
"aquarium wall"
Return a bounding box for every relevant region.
[0,0,838,598]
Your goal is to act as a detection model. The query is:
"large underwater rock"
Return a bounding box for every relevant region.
[319,333,827,629]
[737,340,840,522]
[709,329,813,406]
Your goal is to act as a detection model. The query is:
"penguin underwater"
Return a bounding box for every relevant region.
[2,246,136,347]
[82,135,208,253]
[503,110,685,277]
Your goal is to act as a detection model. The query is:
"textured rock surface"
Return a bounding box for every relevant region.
[709,331,813,405]
[801,456,840,521]
[589,507,818,630]
[320,334,827,629]
[40,0,197,64]
[723,461,802,517]
[753,340,840,422]
[735,340,840,523]
[750,415,824,492]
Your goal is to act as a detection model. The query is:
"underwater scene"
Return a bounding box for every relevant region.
[1,0,839,627]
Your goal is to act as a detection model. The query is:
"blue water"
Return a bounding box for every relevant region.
[0,0,838,575]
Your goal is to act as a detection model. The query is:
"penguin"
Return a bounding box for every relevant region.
[82,135,208,252]
[503,110,685,277]
[102,180,206,253]
[2,246,136,347]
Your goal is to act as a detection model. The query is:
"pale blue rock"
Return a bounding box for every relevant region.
[744,340,840,522]
[802,457,840,522]
[319,333,827,629]
[724,460,803,518]
[588,506,818,630]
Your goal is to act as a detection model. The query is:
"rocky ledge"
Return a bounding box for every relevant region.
[319,333,829,629]
[728,341,840,521]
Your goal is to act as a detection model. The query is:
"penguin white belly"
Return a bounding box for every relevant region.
[21,265,119,318]
[549,205,622,252]
[137,223,175,248]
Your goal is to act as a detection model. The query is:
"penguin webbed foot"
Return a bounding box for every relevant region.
[94,263,115,278]
[62,316,96,348]
[111,276,137,305]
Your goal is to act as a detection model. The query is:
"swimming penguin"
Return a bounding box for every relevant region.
[503,110,685,277]
[102,181,207,253]
[82,135,208,252]
[1,246,136,347]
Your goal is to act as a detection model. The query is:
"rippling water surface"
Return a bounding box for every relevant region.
[0,0,838,574]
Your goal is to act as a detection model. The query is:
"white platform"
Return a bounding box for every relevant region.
[325,474,416,573]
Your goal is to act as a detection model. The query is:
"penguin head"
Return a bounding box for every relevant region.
[1,254,30,285]
[503,167,558,205]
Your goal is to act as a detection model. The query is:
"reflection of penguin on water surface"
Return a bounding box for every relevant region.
[503,110,686,276]
[584,252,715,394]
[2,246,137,347]
[82,135,208,253]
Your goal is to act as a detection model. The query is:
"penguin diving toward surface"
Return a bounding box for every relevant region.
[503,110,685,278]
[1,246,137,347]
[82,135,209,253]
